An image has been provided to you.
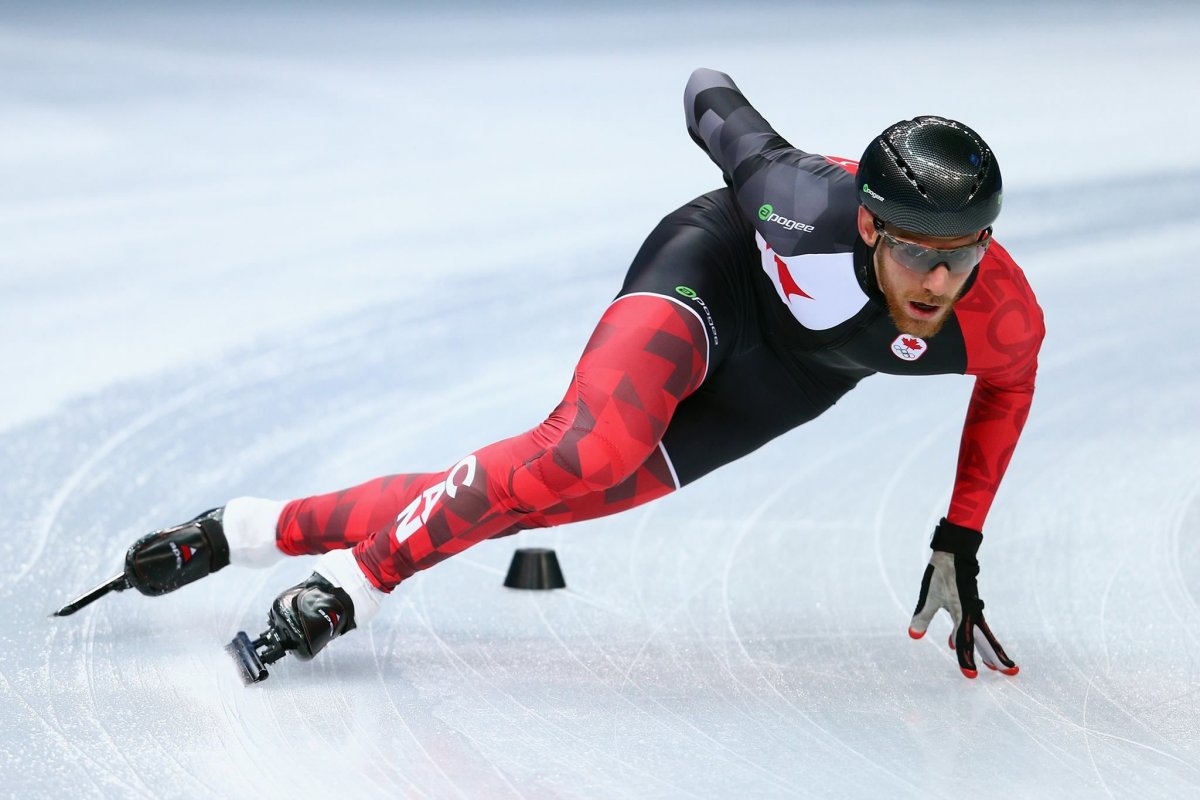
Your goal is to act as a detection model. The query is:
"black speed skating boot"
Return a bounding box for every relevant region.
[125,507,230,596]
[267,572,357,660]
[227,572,356,683]
[52,507,231,616]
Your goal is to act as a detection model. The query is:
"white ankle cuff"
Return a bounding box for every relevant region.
[221,497,287,567]
[313,548,386,626]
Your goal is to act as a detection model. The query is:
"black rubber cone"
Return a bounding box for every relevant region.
[504,548,566,590]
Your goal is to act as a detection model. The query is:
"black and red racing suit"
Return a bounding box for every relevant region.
[274,69,1045,592]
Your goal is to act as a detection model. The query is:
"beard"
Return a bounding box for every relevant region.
[876,260,963,339]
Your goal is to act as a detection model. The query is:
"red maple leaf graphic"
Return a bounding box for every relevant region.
[902,337,923,350]
[775,256,813,301]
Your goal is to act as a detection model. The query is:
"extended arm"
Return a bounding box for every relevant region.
[945,241,1045,530]
[948,375,1036,530]
[684,67,792,180]
[910,243,1044,678]
[913,373,1035,678]
[683,68,859,256]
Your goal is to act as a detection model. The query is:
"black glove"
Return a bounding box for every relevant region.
[908,518,1019,679]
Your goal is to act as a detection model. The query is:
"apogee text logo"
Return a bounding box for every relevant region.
[674,286,719,346]
[757,203,815,233]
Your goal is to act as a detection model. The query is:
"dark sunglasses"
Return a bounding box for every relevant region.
[874,221,991,275]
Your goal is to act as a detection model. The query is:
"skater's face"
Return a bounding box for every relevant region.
[857,206,979,339]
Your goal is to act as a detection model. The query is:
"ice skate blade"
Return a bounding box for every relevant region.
[226,631,271,685]
[51,573,129,617]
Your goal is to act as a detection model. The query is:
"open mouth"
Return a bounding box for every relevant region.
[908,300,940,319]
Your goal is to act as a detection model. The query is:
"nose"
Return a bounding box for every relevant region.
[922,264,952,295]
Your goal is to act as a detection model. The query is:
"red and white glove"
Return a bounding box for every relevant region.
[908,518,1019,679]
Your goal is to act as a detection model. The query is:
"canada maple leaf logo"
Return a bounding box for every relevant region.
[890,333,929,362]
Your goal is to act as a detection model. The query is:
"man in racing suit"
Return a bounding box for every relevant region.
[106,68,1044,681]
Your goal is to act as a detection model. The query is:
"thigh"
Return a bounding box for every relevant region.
[616,189,759,374]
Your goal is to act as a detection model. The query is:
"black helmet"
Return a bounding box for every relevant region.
[856,116,1002,238]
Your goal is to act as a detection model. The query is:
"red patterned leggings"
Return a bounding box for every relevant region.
[276,294,707,591]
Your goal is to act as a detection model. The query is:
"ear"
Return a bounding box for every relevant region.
[856,205,878,246]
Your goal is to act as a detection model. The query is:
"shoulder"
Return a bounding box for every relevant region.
[954,240,1045,383]
[745,153,860,256]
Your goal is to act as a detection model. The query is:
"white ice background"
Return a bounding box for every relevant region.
[2,1,1199,798]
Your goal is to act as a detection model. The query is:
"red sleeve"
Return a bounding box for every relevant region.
[947,242,1045,530]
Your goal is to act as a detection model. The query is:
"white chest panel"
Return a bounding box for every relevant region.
[756,232,868,331]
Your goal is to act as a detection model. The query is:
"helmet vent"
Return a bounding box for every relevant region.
[884,140,929,197]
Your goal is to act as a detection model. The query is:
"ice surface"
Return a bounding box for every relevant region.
[3,2,1200,798]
